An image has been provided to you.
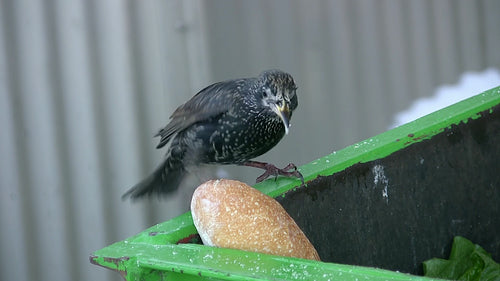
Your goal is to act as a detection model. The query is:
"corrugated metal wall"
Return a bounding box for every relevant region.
[1,1,499,281]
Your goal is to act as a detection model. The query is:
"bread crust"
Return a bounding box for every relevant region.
[191,179,320,261]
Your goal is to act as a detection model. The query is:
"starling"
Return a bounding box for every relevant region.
[122,69,303,200]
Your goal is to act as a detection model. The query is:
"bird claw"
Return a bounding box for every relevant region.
[255,163,305,185]
[240,161,305,185]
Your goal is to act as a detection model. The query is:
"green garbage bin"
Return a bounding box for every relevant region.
[91,86,500,281]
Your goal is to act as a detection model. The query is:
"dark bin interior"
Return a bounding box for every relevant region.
[276,105,500,275]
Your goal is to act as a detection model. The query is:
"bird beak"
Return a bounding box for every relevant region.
[273,102,291,135]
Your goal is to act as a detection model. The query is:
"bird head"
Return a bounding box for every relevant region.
[258,70,298,135]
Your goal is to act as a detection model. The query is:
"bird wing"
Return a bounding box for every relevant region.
[155,79,248,148]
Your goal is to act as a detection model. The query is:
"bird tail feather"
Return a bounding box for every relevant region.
[122,159,185,201]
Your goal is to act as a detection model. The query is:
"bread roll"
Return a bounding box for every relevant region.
[191,179,320,261]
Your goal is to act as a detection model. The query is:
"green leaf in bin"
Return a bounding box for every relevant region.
[423,236,500,281]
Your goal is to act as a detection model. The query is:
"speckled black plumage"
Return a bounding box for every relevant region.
[123,69,299,200]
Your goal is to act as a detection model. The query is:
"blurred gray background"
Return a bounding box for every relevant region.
[1,0,499,280]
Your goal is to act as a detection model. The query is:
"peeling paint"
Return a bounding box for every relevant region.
[372,165,389,203]
[89,255,129,278]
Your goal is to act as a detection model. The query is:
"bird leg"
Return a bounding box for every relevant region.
[240,160,305,185]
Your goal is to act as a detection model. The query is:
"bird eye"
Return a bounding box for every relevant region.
[276,100,283,107]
